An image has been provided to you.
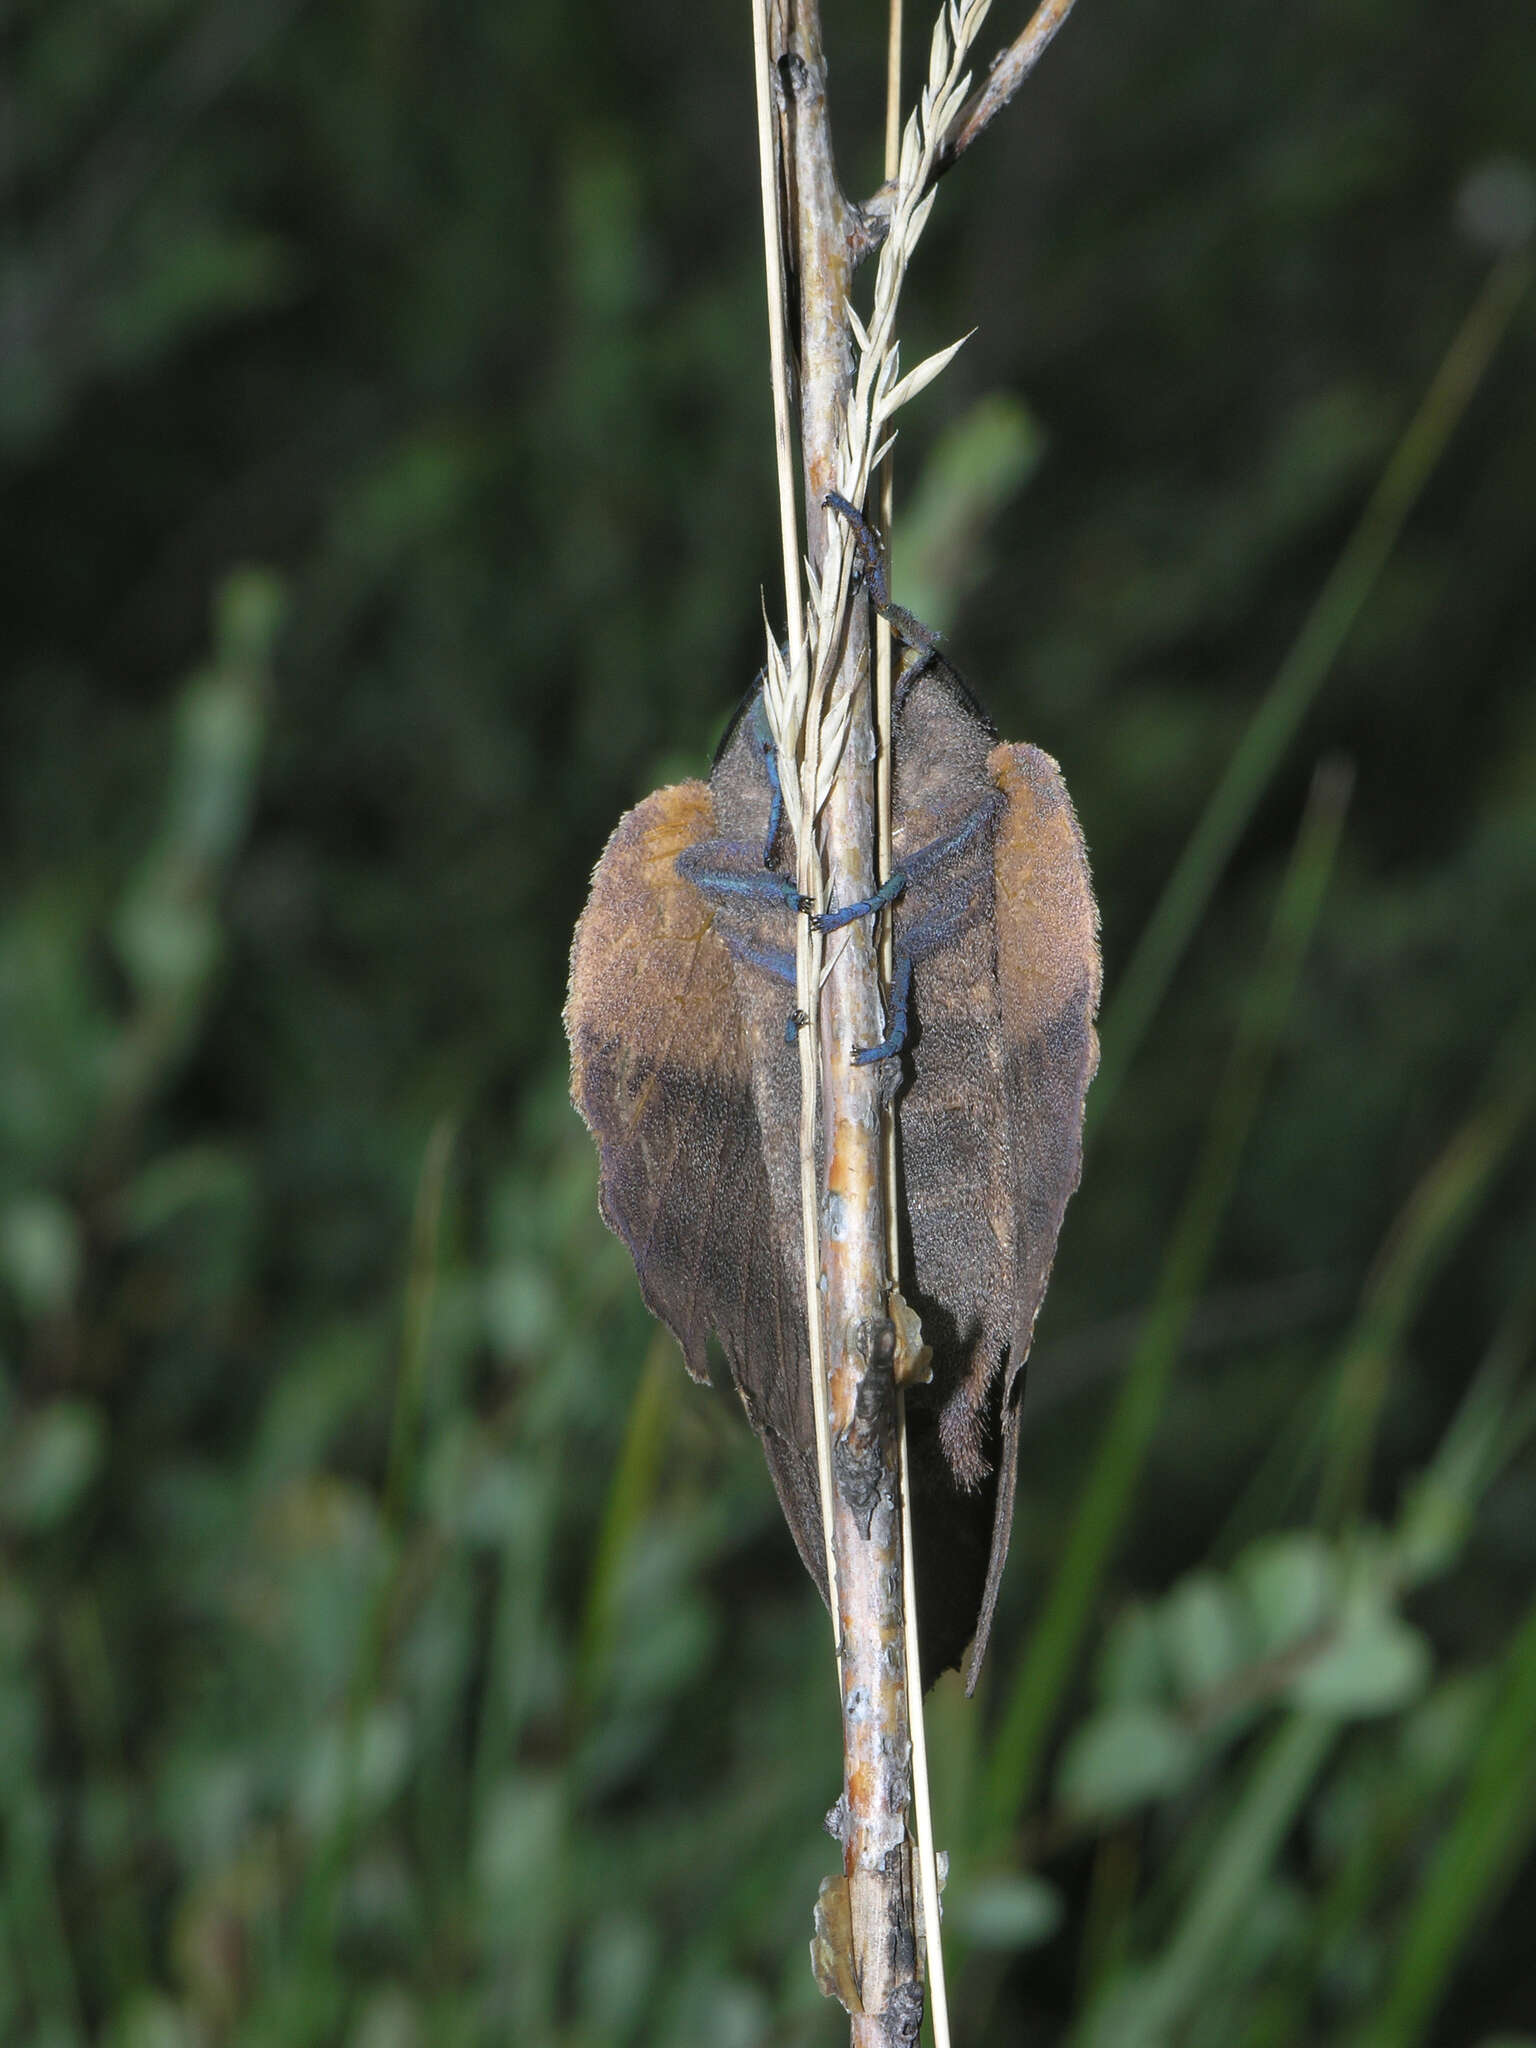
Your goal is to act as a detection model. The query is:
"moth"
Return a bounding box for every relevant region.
[566,645,1100,1687]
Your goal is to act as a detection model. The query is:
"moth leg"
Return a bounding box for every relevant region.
[718,936,796,984]
[900,788,1004,887]
[868,790,1001,958]
[676,838,811,915]
[823,491,938,653]
[748,693,787,868]
[812,867,906,933]
[851,952,913,1066]
[761,751,785,870]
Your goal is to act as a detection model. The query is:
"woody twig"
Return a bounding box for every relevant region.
[771,7,920,2036]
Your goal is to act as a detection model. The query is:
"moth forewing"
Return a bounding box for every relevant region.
[566,661,1099,1686]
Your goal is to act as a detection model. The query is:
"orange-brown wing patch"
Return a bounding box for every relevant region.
[568,781,769,1382]
[565,780,828,1595]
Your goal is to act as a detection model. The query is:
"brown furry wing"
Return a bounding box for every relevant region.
[964,741,1102,1687]
[565,780,825,1593]
[565,732,1099,1686]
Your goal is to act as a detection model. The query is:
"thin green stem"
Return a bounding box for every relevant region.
[2,1788,86,2048]
[292,1118,454,2023]
[386,1116,456,1522]
[1353,1588,1536,2048]
[575,1330,675,1710]
[1120,1711,1338,2046]
[1089,252,1530,1141]
[1317,1009,1536,1529]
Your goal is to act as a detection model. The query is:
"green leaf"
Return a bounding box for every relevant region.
[171,671,265,867]
[1289,1607,1431,1717]
[114,874,219,1003]
[1095,1600,1167,1704]
[296,1706,412,1834]
[474,1771,567,1929]
[1398,1672,1494,1792]
[1236,1530,1340,1653]
[0,1194,81,1319]
[1057,1704,1200,1820]
[107,1992,194,2048]
[214,568,287,669]
[950,1871,1064,1951]
[0,1399,104,1532]
[1160,1571,1252,1699]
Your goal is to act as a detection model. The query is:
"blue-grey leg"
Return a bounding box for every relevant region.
[900,789,1002,887]
[816,786,996,941]
[676,838,810,914]
[717,936,796,985]
[761,755,784,870]
[852,952,914,1066]
[823,491,939,653]
[748,693,787,869]
[812,866,907,933]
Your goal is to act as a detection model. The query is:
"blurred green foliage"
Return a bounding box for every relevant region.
[2,2,1535,2045]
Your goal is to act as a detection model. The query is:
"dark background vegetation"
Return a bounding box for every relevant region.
[3,2,1535,2044]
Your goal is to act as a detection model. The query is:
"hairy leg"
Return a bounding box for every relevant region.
[676,837,810,914]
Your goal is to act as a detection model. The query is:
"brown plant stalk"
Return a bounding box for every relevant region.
[772,5,920,2035]
[759,1,1083,2037]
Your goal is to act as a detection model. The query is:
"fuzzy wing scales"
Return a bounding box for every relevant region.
[565,724,1100,1691]
[565,780,828,1594]
[963,740,1101,1683]
[567,782,778,1382]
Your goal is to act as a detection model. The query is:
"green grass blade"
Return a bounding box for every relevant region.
[1,1784,86,2048]
[576,1328,678,1710]
[1353,1588,1536,2048]
[292,1118,455,2024]
[894,392,1043,634]
[1098,1711,1339,2047]
[1317,1010,1536,1529]
[983,760,1354,1838]
[1233,1257,1536,2045]
[386,1114,457,1522]
[1089,252,1530,1141]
